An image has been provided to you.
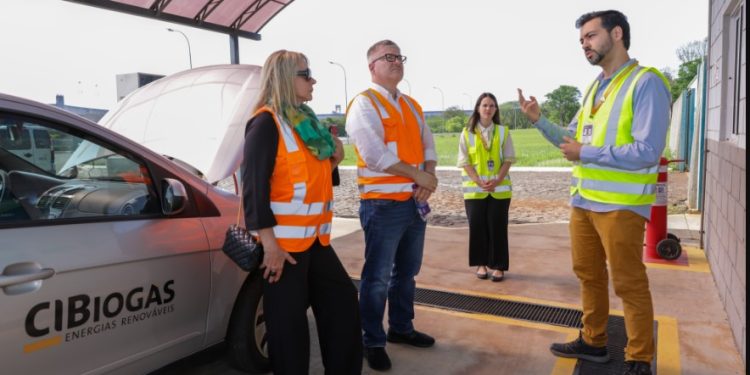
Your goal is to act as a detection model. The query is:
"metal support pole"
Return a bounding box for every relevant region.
[433,86,445,132]
[229,34,240,64]
[328,61,348,109]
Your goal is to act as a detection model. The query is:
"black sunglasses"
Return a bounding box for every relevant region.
[296,68,313,81]
[372,53,407,64]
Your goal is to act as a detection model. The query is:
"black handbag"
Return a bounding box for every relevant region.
[221,199,263,272]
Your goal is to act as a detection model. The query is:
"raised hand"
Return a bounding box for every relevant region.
[517,88,541,123]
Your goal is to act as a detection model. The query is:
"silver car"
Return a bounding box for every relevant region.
[0,64,269,374]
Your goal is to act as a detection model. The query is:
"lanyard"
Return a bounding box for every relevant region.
[589,61,638,117]
[475,124,494,151]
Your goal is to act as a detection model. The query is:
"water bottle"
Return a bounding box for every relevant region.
[412,184,432,222]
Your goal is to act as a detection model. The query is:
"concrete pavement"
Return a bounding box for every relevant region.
[157,213,744,374]
[326,213,743,374]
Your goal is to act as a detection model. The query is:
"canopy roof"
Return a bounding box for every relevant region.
[64,0,294,40]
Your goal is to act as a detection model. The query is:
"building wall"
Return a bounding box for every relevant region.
[706,0,746,363]
[53,95,108,123]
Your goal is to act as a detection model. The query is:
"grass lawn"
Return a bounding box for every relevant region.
[340,128,572,167]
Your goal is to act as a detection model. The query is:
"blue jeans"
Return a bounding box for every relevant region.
[358,198,426,348]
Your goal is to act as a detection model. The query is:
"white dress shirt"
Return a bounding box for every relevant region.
[345,83,437,172]
[457,123,516,167]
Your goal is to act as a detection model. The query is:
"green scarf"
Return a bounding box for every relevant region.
[282,104,335,160]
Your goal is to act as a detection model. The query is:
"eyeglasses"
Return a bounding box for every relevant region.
[296,68,313,81]
[372,53,407,64]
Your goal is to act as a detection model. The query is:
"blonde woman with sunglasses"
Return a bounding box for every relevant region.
[242,50,362,374]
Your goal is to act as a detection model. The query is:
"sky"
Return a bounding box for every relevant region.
[0,0,708,114]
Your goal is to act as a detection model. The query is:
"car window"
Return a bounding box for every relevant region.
[33,129,51,148]
[0,125,31,150]
[214,169,240,194]
[0,115,160,224]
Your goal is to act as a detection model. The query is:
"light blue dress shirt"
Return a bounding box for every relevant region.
[534,59,672,220]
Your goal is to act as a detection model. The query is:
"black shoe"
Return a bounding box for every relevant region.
[364,347,391,371]
[623,360,652,375]
[386,329,435,348]
[549,333,609,363]
[490,270,505,282]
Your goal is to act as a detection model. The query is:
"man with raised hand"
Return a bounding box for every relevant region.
[518,10,671,375]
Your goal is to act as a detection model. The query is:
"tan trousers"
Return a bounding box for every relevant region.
[569,207,654,362]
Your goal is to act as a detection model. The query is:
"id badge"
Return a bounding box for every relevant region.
[487,159,495,172]
[581,124,594,145]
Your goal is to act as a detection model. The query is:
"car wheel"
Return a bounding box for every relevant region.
[227,270,270,373]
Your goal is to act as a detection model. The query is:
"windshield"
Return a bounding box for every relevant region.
[58,139,146,182]
[0,116,148,184]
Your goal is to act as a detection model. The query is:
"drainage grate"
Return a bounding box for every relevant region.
[353,279,584,328]
[576,319,658,375]
[352,279,658,374]
[414,287,585,328]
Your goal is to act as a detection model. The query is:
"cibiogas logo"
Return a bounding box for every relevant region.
[22,280,175,353]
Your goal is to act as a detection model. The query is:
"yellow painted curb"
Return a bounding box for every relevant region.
[646,246,710,273]
[656,316,681,375]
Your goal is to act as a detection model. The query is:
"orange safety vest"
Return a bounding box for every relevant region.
[256,107,333,252]
[353,89,426,201]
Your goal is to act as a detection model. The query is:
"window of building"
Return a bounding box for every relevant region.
[725,1,746,143]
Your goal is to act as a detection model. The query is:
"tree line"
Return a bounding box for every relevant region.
[661,39,707,101]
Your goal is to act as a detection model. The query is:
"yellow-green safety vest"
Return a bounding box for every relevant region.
[571,63,671,206]
[461,124,512,200]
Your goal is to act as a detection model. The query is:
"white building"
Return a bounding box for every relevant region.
[704,0,746,364]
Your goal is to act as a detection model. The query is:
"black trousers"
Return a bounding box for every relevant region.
[263,240,363,375]
[464,197,511,270]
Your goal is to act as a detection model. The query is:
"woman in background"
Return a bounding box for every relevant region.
[457,92,515,282]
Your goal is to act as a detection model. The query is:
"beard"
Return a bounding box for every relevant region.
[586,50,605,65]
[585,36,613,65]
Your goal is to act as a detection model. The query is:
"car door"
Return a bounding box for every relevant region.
[0,113,211,374]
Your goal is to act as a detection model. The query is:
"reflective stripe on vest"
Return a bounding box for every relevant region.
[352,89,426,201]
[254,107,333,251]
[461,125,512,199]
[571,65,670,206]
[358,182,414,194]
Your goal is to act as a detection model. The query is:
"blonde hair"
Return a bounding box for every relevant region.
[254,50,308,113]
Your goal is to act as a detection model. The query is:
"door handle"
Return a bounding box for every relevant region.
[1,262,56,295]
[23,153,33,157]
[0,268,55,287]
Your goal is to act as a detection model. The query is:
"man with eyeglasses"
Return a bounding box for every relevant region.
[345,39,438,372]
[518,10,671,375]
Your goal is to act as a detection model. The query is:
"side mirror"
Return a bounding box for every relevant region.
[161,178,188,215]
